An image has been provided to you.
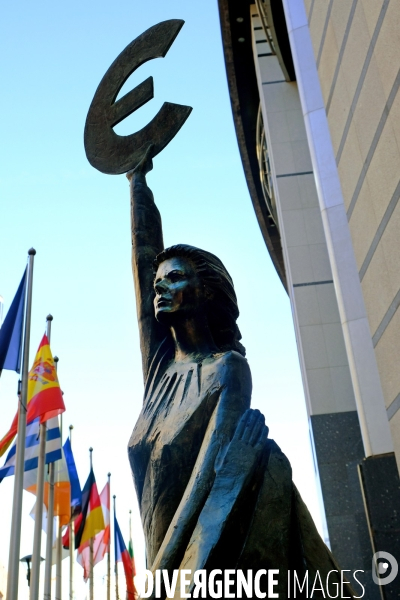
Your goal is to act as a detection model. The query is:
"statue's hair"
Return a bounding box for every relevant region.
[154,244,246,356]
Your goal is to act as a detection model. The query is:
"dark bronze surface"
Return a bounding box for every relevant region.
[84,20,192,175]
[124,151,356,598]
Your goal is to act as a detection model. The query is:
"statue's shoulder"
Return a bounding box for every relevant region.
[210,350,251,382]
[212,349,248,365]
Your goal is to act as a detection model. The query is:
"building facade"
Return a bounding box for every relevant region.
[218,1,400,597]
[306,0,400,460]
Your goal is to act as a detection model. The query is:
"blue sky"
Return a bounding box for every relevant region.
[0,1,323,597]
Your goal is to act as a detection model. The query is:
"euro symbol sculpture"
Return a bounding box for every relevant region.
[84,19,192,174]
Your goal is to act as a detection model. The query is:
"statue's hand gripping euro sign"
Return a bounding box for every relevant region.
[84,20,192,174]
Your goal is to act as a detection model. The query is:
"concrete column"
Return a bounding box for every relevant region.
[280,0,392,459]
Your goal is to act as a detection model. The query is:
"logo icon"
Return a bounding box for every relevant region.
[372,551,398,585]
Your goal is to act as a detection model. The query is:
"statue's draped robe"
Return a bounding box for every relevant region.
[127,172,355,599]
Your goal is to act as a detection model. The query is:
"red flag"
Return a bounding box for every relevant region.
[115,514,136,600]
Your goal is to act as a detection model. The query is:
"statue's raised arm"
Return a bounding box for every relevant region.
[127,145,166,381]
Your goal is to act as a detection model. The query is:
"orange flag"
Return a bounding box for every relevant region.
[0,334,66,456]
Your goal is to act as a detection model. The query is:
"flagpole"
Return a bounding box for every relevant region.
[6,248,36,600]
[69,424,74,600]
[107,473,111,600]
[128,510,134,574]
[30,315,53,600]
[55,408,63,600]
[89,448,94,600]
[113,495,119,600]
[129,510,132,557]
[43,316,55,600]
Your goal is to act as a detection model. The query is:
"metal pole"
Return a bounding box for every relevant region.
[89,448,94,600]
[69,425,74,600]
[55,409,62,600]
[129,510,132,552]
[30,422,47,600]
[55,523,62,600]
[6,248,36,600]
[128,510,133,572]
[113,496,119,600]
[43,316,55,600]
[44,464,55,598]
[31,316,53,600]
[107,473,111,600]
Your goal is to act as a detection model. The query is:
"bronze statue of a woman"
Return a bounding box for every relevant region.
[127,147,354,599]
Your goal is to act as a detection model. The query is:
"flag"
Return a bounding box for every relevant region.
[0,417,61,481]
[29,503,69,565]
[128,513,136,576]
[0,268,26,373]
[115,513,136,600]
[45,443,71,527]
[79,468,105,546]
[62,512,82,550]
[128,538,136,576]
[63,438,82,516]
[25,457,70,527]
[29,502,57,544]
[26,334,65,422]
[4,414,71,527]
[0,334,66,456]
[63,468,105,549]
[77,480,110,581]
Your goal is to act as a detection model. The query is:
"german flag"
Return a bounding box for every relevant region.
[63,468,105,549]
[77,480,110,581]
[0,334,66,456]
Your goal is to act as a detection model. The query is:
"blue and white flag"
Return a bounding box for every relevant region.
[0,268,27,373]
[0,416,62,482]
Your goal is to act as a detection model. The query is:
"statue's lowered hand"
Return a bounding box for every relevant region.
[176,410,269,581]
[215,408,269,481]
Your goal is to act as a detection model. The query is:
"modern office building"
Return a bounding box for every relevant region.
[218,1,400,597]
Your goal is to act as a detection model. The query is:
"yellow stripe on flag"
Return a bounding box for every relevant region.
[80,506,105,545]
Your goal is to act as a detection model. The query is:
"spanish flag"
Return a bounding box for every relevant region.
[0,334,65,456]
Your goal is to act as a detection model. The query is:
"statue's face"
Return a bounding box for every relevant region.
[154,257,205,321]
